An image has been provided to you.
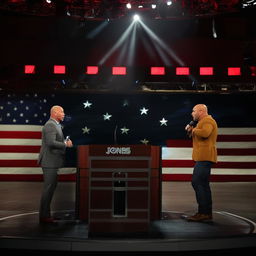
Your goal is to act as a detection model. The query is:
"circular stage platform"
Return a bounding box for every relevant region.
[0,210,255,254]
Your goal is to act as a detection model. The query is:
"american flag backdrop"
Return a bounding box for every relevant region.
[0,91,256,181]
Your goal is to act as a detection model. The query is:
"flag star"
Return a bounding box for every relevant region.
[13,107,17,111]
[140,107,149,115]
[20,113,24,117]
[20,100,24,104]
[83,101,92,108]
[34,113,38,117]
[82,126,90,134]
[7,113,10,117]
[0,106,3,110]
[25,106,29,110]
[103,113,112,121]
[140,138,149,145]
[13,119,16,123]
[160,118,168,126]
[121,127,129,134]
[25,119,29,123]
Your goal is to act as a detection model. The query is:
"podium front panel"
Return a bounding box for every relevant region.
[76,145,161,235]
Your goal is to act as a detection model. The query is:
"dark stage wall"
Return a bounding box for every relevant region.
[0,11,255,68]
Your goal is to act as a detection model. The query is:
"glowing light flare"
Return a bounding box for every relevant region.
[54,65,66,74]
[112,67,127,75]
[200,67,214,75]
[24,65,35,74]
[228,67,241,76]
[133,14,140,21]
[151,67,165,75]
[176,67,190,75]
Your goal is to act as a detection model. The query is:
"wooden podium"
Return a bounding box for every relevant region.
[76,145,161,235]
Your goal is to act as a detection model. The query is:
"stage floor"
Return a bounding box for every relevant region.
[0,181,256,254]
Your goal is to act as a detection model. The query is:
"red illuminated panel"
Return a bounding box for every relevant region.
[176,67,190,75]
[200,67,213,76]
[54,65,66,74]
[228,67,241,76]
[86,66,99,75]
[112,67,126,75]
[24,65,35,74]
[250,66,256,76]
[151,67,165,75]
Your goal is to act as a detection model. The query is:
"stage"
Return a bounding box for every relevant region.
[0,181,256,255]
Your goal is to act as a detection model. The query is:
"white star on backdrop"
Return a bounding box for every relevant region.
[160,118,168,126]
[121,127,129,134]
[140,138,149,145]
[103,113,112,121]
[83,101,92,108]
[140,107,149,115]
[82,126,90,134]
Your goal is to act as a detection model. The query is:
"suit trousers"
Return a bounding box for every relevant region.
[191,161,213,215]
[39,168,58,219]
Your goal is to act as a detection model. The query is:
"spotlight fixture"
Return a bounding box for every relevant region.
[126,3,131,9]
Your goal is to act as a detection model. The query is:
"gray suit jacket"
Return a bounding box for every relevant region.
[38,118,66,168]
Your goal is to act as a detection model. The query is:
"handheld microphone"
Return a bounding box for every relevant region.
[188,120,196,127]
[185,121,196,137]
[65,136,70,141]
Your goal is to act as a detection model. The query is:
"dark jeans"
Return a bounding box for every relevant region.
[192,161,213,215]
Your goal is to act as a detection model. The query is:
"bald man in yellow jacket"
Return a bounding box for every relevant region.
[185,104,218,222]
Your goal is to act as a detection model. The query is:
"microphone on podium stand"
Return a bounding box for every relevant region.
[114,125,118,144]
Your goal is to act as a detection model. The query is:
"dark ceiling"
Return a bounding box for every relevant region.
[0,0,252,20]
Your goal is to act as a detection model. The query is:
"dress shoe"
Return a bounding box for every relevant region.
[186,213,212,222]
[39,217,57,224]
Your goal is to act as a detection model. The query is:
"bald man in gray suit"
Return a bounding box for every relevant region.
[38,105,73,224]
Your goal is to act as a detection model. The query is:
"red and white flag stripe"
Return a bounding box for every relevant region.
[163,128,256,181]
[1,125,256,182]
[0,125,76,181]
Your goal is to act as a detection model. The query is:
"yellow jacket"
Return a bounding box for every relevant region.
[192,115,218,163]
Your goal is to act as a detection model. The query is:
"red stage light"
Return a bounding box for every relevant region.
[228,67,241,76]
[250,66,256,76]
[176,67,190,75]
[86,66,99,75]
[200,67,213,75]
[54,65,66,74]
[24,65,35,74]
[151,67,165,75]
[112,67,126,75]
